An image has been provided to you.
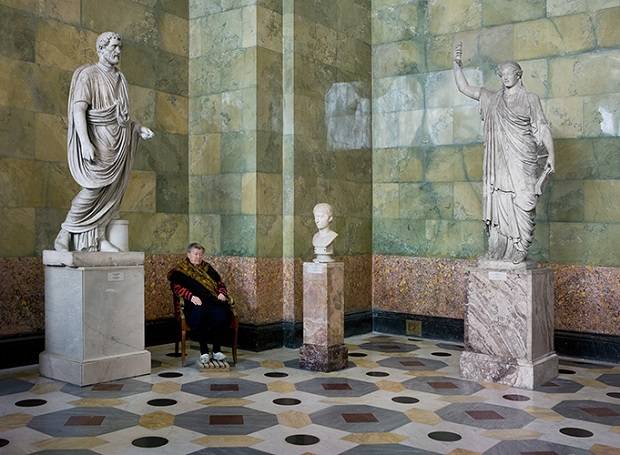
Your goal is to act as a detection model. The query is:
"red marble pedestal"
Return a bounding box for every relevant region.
[299,262,348,372]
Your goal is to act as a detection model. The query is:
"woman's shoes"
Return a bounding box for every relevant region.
[213,352,226,361]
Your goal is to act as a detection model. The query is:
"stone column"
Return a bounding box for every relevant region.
[299,261,347,371]
[39,251,150,386]
[460,260,558,389]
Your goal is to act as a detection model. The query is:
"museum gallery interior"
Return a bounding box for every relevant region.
[1,1,619,454]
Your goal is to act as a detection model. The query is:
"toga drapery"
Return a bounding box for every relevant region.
[479,85,548,256]
[61,63,140,251]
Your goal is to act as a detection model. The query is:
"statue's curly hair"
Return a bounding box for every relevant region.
[96,32,122,53]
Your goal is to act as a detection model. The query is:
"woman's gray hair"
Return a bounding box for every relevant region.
[186,242,205,252]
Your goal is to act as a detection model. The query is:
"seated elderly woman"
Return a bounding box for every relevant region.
[168,242,235,366]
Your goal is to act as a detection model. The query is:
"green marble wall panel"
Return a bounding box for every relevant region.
[372,0,620,266]
[0,1,189,256]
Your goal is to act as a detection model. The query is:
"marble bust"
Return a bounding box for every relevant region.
[54,32,154,252]
[453,42,554,264]
[312,203,338,263]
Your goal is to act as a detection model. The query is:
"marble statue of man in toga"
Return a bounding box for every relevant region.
[453,42,555,264]
[54,31,154,252]
[312,203,338,263]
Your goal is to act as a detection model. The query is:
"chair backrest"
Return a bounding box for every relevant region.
[170,283,183,320]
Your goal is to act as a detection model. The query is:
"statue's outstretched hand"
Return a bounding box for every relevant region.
[454,41,463,68]
[139,126,154,140]
[544,157,555,173]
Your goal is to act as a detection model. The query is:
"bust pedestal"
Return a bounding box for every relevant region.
[39,251,150,386]
[299,262,347,371]
[460,259,558,389]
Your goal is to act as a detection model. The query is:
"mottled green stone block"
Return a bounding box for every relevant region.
[426,30,478,72]
[399,182,453,220]
[137,132,188,173]
[372,1,418,45]
[341,216,372,255]
[462,144,483,181]
[453,105,482,143]
[189,0,222,18]
[33,65,72,114]
[594,6,620,48]
[479,24,513,64]
[35,207,66,254]
[0,207,35,256]
[373,74,424,113]
[120,170,156,213]
[528,221,549,262]
[428,0,481,35]
[190,133,221,175]
[0,5,35,62]
[38,0,81,26]
[554,139,595,180]
[129,85,156,129]
[189,174,242,215]
[257,5,283,53]
[592,138,620,179]
[35,113,66,162]
[373,148,402,183]
[373,183,399,218]
[189,54,221,96]
[156,51,188,96]
[82,0,159,48]
[372,40,425,77]
[156,173,189,214]
[544,97,583,139]
[221,214,257,256]
[514,15,595,61]
[425,219,484,258]
[159,13,189,57]
[0,158,45,208]
[189,213,221,255]
[121,43,158,90]
[257,172,282,215]
[295,0,337,28]
[189,94,221,135]
[335,150,371,183]
[220,47,258,93]
[583,93,620,138]
[202,8,242,54]
[45,162,79,209]
[375,218,427,256]
[35,20,98,73]
[292,213,315,257]
[155,92,188,135]
[481,0,545,26]
[425,147,466,182]
[549,180,584,222]
[257,130,283,173]
[124,212,188,254]
[550,51,619,98]
[584,180,620,223]
[550,222,620,266]
[454,181,481,220]
[339,0,371,43]
[0,107,34,158]
[161,0,189,18]
[257,214,282,257]
[221,131,257,173]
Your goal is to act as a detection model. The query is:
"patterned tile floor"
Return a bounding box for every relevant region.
[1,333,620,454]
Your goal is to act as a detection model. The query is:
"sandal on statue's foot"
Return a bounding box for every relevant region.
[54,229,70,251]
[512,250,527,264]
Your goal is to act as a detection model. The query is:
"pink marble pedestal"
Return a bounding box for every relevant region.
[299,262,348,372]
[460,260,558,389]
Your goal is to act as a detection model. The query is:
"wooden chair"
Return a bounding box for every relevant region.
[171,287,238,366]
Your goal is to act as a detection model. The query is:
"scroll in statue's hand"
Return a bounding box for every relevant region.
[139,126,154,140]
[544,157,555,173]
[454,41,463,68]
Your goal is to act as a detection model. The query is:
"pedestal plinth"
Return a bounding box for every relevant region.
[460,260,558,389]
[39,251,151,386]
[299,262,347,371]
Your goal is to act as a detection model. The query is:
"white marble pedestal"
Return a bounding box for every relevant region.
[460,260,558,389]
[299,262,348,372]
[39,251,150,386]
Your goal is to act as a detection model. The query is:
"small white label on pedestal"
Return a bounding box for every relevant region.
[307,263,324,274]
[488,271,507,281]
[108,271,125,281]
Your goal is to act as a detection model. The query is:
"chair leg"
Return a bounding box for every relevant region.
[232,328,238,365]
[181,328,187,366]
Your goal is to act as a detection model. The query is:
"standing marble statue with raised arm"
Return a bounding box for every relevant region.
[54,31,154,252]
[453,42,554,264]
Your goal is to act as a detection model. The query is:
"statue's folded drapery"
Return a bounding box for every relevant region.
[62,64,140,251]
[479,86,548,259]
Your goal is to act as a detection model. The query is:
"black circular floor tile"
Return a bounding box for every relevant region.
[15,399,47,407]
[431,352,452,357]
[559,427,593,438]
[132,436,169,448]
[502,394,530,402]
[428,431,461,442]
[285,434,319,446]
[0,439,8,447]
[348,352,367,357]
[273,398,301,406]
[166,352,182,358]
[559,368,576,374]
[147,398,177,407]
[607,392,620,399]
[392,396,419,404]
[366,371,389,377]
[158,371,183,378]
[408,338,422,341]
[265,372,288,378]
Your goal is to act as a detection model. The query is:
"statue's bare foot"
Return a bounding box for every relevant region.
[100,239,121,252]
[54,229,70,251]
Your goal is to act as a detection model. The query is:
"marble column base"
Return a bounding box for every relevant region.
[39,350,150,386]
[460,351,558,389]
[299,343,348,372]
[40,251,150,386]
[460,261,558,389]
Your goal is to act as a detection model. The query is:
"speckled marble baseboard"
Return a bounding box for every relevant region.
[373,255,620,337]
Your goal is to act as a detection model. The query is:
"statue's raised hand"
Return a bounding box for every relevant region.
[454,41,463,68]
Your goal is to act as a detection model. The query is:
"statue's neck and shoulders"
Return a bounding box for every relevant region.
[313,229,338,248]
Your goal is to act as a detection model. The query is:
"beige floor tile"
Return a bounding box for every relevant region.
[34,437,108,450]
[152,381,182,394]
[376,379,405,392]
[341,432,408,444]
[198,398,253,406]
[69,398,126,407]
[193,435,263,447]
[139,411,175,430]
[277,410,312,428]
[268,380,296,393]
[405,408,441,425]
[481,429,541,440]
[0,413,32,431]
